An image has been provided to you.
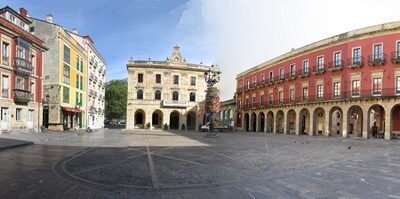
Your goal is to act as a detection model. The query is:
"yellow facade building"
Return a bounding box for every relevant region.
[31,15,87,131]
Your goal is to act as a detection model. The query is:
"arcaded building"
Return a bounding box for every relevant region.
[126,46,209,130]
[236,22,400,140]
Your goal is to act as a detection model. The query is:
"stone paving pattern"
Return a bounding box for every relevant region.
[0,129,400,198]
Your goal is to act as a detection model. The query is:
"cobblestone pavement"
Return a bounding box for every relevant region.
[0,130,400,198]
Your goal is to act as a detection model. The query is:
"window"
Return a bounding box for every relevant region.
[1,75,9,98]
[63,86,69,103]
[80,93,83,105]
[76,57,80,70]
[173,75,179,85]
[138,73,143,83]
[260,94,264,106]
[16,108,22,121]
[246,80,250,89]
[268,93,273,104]
[269,71,274,82]
[351,80,360,96]
[16,77,24,90]
[373,44,383,60]
[172,91,179,100]
[279,68,285,80]
[80,59,84,73]
[156,74,161,84]
[290,64,296,77]
[76,75,79,89]
[333,82,341,97]
[396,76,400,94]
[19,21,25,29]
[155,90,161,100]
[9,14,16,23]
[137,90,143,99]
[303,60,309,74]
[31,54,36,75]
[317,56,324,70]
[30,82,34,100]
[245,98,249,108]
[64,45,70,64]
[261,75,265,83]
[289,89,295,102]
[252,77,256,87]
[397,42,400,58]
[353,48,361,63]
[190,76,196,86]
[302,87,308,100]
[334,52,341,66]
[2,42,9,65]
[278,91,283,103]
[63,64,70,84]
[75,92,79,105]
[252,96,256,106]
[317,84,324,99]
[190,92,196,102]
[372,78,382,95]
[80,76,83,90]
[16,47,25,59]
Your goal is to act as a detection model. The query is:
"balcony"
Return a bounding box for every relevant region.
[300,70,310,78]
[286,71,297,81]
[14,89,31,103]
[367,53,386,66]
[94,76,98,83]
[2,56,9,65]
[313,64,327,74]
[162,100,188,108]
[14,57,33,76]
[89,57,94,64]
[89,89,94,96]
[391,52,400,64]
[89,72,95,81]
[276,76,285,83]
[347,57,364,69]
[328,60,344,72]
[267,79,274,85]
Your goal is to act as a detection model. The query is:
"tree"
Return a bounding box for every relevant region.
[105,79,127,122]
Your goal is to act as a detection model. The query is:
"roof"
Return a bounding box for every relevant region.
[0,6,31,24]
[237,21,400,79]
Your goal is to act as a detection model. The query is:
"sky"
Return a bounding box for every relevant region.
[3,0,400,100]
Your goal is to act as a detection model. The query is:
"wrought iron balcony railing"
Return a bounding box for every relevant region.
[328,60,345,71]
[391,51,400,64]
[347,57,364,68]
[14,57,33,76]
[2,56,9,65]
[237,88,399,110]
[14,89,31,103]
[313,64,327,74]
[367,53,386,66]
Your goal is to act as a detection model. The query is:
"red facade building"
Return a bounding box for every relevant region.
[0,7,47,132]
[236,22,400,140]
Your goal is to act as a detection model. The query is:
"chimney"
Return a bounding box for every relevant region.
[72,28,78,34]
[19,8,27,17]
[46,14,53,23]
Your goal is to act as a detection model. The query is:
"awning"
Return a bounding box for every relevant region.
[62,106,82,113]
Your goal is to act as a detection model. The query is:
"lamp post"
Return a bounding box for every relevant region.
[203,64,221,137]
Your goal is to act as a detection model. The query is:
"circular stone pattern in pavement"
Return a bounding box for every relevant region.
[54,146,267,191]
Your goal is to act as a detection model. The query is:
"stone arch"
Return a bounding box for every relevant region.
[391,104,400,138]
[251,112,257,132]
[186,111,196,130]
[134,109,145,128]
[258,112,265,132]
[169,111,180,130]
[329,106,343,136]
[368,104,385,139]
[313,107,326,135]
[299,108,310,135]
[152,109,163,129]
[347,105,363,137]
[286,109,296,134]
[266,111,274,133]
[276,110,284,134]
[244,113,250,132]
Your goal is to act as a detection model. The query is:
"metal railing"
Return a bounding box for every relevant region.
[1,89,8,98]
[367,53,386,66]
[347,57,364,68]
[14,57,33,76]
[312,64,327,74]
[2,56,9,65]
[391,51,400,64]
[238,88,399,110]
[13,89,31,103]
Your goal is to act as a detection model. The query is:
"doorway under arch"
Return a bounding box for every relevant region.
[244,113,250,131]
[134,109,145,129]
[169,111,180,130]
[266,111,274,133]
[368,104,385,139]
[276,110,284,134]
[258,112,265,132]
[347,105,363,137]
[329,107,343,136]
[286,109,296,134]
[251,112,257,132]
[186,111,196,130]
[313,107,326,135]
[152,110,163,129]
[299,108,310,135]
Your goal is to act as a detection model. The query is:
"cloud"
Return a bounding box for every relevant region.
[191,0,400,100]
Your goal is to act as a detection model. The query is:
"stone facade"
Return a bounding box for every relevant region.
[126,46,210,131]
[0,7,47,133]
[236,21,400,140]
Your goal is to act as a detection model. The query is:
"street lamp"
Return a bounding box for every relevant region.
[203,64,221,137]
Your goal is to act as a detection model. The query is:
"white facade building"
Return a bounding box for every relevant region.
[71,31,106,129]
